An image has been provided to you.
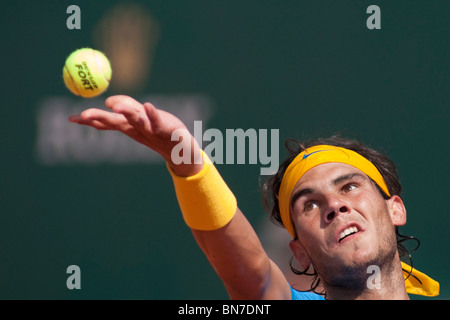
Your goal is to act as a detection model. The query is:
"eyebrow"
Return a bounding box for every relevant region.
[332,172,367,186]
[289,173,368,209]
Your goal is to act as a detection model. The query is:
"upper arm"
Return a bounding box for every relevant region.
[192,208,292,300]
[225,259,292,300]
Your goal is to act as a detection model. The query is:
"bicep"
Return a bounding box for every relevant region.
[192,208,292,300]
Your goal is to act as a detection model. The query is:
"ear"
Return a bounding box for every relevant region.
[289,239,312,271]
[386,195,407,226]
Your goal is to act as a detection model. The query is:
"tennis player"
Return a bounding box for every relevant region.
[69,95,439,300]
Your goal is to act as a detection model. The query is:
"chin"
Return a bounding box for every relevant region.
[332,243,381,275]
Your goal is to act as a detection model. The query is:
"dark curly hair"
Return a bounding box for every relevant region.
[261,135,420,294]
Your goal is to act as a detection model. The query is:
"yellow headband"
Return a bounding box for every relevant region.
[278,145,390,239]
[278,144,439,297]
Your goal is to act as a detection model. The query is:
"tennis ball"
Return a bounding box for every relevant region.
[63,48,112,98]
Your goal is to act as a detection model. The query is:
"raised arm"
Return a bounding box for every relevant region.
[69,95,291,299]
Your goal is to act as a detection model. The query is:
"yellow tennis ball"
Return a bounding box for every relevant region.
[63,48,112,98]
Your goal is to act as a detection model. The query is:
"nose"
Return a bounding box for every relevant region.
[324,198,350,223]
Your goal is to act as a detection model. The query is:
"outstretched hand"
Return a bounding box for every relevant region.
[69,95,202,176]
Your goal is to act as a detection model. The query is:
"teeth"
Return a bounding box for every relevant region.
[339,226,359,241]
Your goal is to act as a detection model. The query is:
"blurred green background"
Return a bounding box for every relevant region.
[0,0,448,299]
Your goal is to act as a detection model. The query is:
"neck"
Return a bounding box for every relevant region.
[324,256,410,300]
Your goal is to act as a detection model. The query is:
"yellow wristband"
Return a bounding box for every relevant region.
[167,150,237,231]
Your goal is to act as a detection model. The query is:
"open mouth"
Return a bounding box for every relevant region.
[338,226,359,243]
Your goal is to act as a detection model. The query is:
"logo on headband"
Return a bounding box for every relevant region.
[302,149,330,159]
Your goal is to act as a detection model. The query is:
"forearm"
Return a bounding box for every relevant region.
[192,210,288,299]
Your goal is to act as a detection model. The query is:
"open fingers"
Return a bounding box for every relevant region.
[69,108,131,131]
[105,95,139,110]
[105,95,151,133]
[68,116,111,130]
[142,102,163,132]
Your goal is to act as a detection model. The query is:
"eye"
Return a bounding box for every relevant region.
[342,183,358,193]
[304,201,319,212]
